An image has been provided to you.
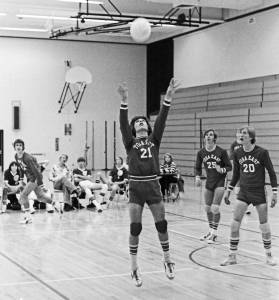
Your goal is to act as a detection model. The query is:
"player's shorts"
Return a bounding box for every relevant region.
[205,177,226,192]
[129,179,162,207]
[237,186,267,206]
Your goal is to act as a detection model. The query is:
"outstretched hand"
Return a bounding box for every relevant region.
[165,78,180,100]
[118,82,128,103]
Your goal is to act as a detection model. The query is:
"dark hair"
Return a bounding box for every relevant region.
[130,116,152,137]
[8,161,19,171]
[13,139,25,150]
[77,157,86,163]
[203,129,218,142]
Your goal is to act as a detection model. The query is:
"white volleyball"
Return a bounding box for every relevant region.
[130,18,151,43]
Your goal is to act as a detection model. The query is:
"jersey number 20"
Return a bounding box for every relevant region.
[243,163,255,173]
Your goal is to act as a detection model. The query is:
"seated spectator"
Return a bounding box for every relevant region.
[49,154,79,208]
[72,157,107,212]
[2,161,23,211]
[108,156,128,202]
[159,153,178,200]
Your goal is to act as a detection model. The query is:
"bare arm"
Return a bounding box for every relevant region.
[118,83,133,149]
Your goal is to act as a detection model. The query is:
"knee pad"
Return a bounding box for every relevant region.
[231,220,241,232]
[204,205,211,213]
[130,223,142,236]
[211,204,220,214]
[155,220,168,234]
[259,223,270,234]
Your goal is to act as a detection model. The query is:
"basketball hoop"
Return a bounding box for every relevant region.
[65,66,92,84]
[58,66,92,113]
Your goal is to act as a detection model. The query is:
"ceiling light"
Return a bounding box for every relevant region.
[0,27,48,32]
[0,13,7,16]
[17,14,116,24]
[58,0,103,4]
[17,14,72,21]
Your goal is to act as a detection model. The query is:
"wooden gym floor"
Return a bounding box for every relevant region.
[0,177,278,300]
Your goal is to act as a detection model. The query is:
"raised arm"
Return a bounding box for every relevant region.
[118,83,133,149]
[153,78,180,143]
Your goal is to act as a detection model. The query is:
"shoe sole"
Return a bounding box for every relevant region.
[220,261,237,266]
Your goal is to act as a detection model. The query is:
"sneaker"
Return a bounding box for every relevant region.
[207,234,217,244]
[30,208,36,214]
[97,208,103,213]
[131,268,142,287]
[19,216,32,224]
[266,253,277,266]
[200,232,211,241]
[220,254,237,266]
[164,261,175,280]
[246,210,251,215]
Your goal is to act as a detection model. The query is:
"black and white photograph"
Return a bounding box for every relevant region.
[0,0,278,299]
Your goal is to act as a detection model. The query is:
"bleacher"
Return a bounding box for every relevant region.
[151,74,279,178]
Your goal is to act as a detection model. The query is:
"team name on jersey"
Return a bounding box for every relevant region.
[203,154,221,163]
[133,139,155,150]
[239,155,260,165]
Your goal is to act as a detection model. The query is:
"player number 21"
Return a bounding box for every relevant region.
[140,147,152,159]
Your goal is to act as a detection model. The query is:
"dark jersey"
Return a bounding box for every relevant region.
[4,169,20,186]
[72,168,92,186]
[228,145,277,191]
[72,168,91,177]
[109,166,128,182]
[195,145,232,186]
[120,100,170,181]
[15,152,43,186]
[229,141,242,160]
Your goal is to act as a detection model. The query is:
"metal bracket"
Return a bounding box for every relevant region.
[58,82,87,113]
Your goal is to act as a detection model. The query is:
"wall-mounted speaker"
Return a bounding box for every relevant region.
[13,106,20,130]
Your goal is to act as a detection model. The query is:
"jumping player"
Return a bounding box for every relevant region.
[118,78,179,287]
[195,129,232,243]
[13,139,55,224]
[221,126,277,266]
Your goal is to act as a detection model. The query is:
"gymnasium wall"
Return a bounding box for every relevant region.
[0,37,146,171]
[174,7,279,88]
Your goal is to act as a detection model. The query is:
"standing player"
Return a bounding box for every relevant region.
[118,78,179,287]
[13,139,55,224]
[221,126,277,266]
[230,129,252,215]
[195,129,232,243]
